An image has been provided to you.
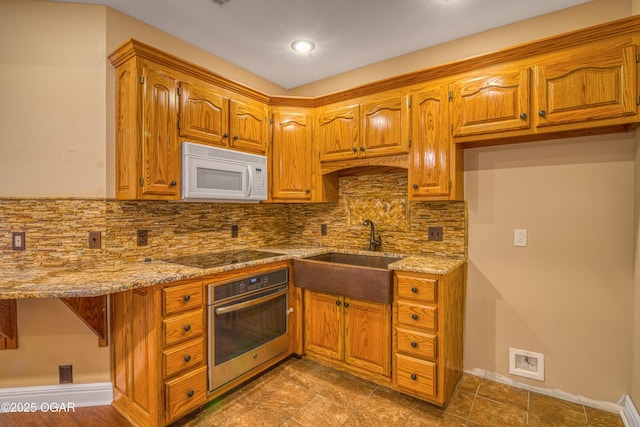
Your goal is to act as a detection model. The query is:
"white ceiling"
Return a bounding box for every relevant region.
[51,0,590,89]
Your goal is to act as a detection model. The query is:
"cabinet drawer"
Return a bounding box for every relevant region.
[397,302,437,331]
[164,338,204,378]
[163,310,203,347]
[396,354,436,398]
[396,328,437,360]
[397,274,437,303]
[165,365,207,423]
[163,281,203,316]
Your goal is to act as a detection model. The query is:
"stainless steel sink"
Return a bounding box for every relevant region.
[293,252,402,304]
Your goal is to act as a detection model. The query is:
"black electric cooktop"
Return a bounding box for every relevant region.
[163,249,285,269]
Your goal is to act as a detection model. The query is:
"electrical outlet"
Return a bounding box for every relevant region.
[321,224,328,236]
[11,232,25,250]
[231,225,238,238]
[514,229,528,247]
[428,226,443,241]
[59,365,73,384]
[88,231,101,249]
[137,229,148,246]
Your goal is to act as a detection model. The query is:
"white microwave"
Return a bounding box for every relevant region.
[182,142,268,202]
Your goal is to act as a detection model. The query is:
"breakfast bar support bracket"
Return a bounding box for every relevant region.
[0,299,18,350]
[61,295,108,347]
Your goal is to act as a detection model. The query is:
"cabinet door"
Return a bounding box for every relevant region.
[535,36,637,128]
[451,66,531,137]
[179,80,229,146]
[317,104,359,161]
[304,291,342,360]
[344,298,391,377]
[141,61,180,199]
[229,98,268,153]
[409,85,452,199]
[271,109,313,201]
[361,94,409,158]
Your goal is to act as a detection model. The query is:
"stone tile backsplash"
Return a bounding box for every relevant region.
[0,173,466,268]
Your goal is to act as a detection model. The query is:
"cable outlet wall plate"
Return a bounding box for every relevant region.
[509,347,544,381]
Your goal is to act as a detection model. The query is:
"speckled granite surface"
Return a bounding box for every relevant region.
[0,247,464,299]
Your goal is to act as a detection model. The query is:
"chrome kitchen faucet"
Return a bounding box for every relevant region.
[363,219,382,251]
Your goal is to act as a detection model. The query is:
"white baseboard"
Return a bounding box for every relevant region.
[622,395,640,427]
[0,382,112,408]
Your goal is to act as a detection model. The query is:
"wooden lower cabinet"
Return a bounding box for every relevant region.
[111,278,207,427]
[304,291,391,380]
[392,265,467,407]
[111,261,299,426]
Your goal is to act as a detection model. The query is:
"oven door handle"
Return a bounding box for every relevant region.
[214,287,287,315]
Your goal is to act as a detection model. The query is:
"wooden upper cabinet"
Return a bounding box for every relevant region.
[409,84,457,200]
[534,35,638,129]
[271,108,313,201]
[139,60,180,200]
[178,80,229,146]
[229,98,268,154]
[361,94,409,157]
[451,65,531,138]
[317,104,360,161]
[178,81,268,154]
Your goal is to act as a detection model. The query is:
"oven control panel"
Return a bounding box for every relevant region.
[209,268,288,303]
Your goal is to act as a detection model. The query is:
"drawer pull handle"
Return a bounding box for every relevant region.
[411,374,417,381]
[183,324,191,332]
[187,390,195,398]
[411,342,418,348]
[411,287,418,293]
[183,295,191,302]
[411,314,419,321]
[184,355,192,363]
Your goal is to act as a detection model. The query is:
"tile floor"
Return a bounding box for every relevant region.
[174,357,625,426]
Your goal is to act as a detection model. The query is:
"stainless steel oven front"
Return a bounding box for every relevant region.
[207,268,289,391]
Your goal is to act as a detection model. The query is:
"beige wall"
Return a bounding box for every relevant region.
[0,0,107,198]
[465,135,635,401]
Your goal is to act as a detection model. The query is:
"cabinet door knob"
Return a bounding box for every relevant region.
[183,295,191,302]
[344,302,350,308]
[411,314,419,321]
[187,390,195,398]
[411,342,418,348]
[352,147,358,152]
[170,181,177,186]
[520,112,527,120]
[410,374,418,381]
[184,355,192,363]
[183,324,191,332]
[233,135,239,140]
[305,189,311,194]
[412,184,418,189]
[538,110,547,117]
[335,301,341,306]
[223,133,229,138]
[359,146,365,152]
[411,287,418,293]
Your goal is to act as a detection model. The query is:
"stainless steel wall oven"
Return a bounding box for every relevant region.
[207,268,289,391]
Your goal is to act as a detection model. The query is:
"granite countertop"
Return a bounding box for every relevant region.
[0,247,465,299]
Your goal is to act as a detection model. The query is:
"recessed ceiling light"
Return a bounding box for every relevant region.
[290,40,316,54]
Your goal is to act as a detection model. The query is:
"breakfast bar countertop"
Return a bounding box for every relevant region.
[0,247,466,299]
